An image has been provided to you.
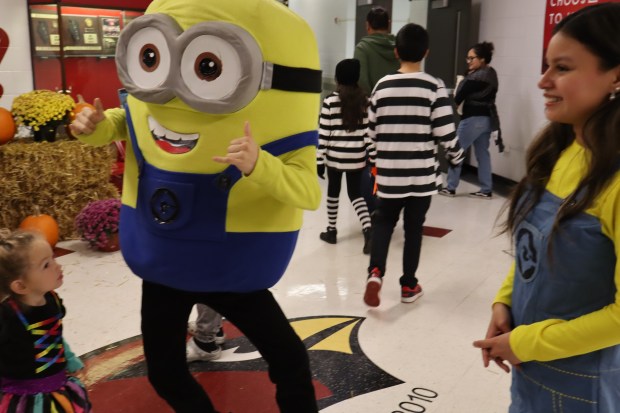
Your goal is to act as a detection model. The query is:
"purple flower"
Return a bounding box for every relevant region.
[75,198,121,249]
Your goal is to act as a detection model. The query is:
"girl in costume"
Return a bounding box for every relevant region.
[0,230,90,412]
[317,58,374,254]
[474,4,620,412]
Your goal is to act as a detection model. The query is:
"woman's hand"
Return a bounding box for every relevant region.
[213,121,259,176]
[473,303,517,372]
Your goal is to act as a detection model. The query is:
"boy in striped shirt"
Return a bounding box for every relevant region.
[363,23,464,307]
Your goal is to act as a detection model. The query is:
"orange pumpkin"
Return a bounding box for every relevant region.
[69,94,95,122]
[19,211,60,248]
[0,107,15,145]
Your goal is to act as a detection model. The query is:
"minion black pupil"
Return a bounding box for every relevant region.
[143,49,157,67]
[200,59,217,76]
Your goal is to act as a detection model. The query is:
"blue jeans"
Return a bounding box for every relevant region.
[446,116,492,193]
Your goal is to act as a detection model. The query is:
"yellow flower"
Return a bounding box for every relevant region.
[11,90,75,129]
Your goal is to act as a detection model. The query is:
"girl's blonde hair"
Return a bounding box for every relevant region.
[0,229,41,300]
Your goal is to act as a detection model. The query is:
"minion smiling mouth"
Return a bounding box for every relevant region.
[148,116,199,154]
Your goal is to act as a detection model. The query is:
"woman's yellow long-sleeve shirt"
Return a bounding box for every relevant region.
[495,141,620,362]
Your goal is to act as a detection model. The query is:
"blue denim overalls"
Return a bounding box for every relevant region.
[118,96,318,292]
[510,187,620,412]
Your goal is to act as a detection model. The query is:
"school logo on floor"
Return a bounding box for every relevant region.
[82,315,403,412]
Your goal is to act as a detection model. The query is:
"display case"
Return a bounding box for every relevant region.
[27,0,150,109]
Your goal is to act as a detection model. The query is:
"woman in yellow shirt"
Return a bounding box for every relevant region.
[474,4,620,412]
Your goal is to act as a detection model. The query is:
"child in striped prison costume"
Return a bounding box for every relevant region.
[317,59,376,254]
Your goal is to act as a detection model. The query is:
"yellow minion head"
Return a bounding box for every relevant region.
[115,0,321,173]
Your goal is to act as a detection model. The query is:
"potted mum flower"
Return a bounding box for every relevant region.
[11,90,75,142]
[75,198,121,251]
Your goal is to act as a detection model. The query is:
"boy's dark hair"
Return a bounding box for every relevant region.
[366,6,390,31]
[395,23,428,63]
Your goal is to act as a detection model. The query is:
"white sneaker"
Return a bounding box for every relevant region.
[187,321,198,336]
[214,327,226,345]
[186,338,222,362]
[187,323,226,345]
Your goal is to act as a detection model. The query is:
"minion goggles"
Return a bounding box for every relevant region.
[116,13,322,114]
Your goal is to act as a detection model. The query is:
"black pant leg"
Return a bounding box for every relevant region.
[400,196,432,287]
[360,165,376,212]
[141,281,216,413]
[344,169,363,201]
[326,167,343,199]
[204,290,318,413]
[368,197,403,275]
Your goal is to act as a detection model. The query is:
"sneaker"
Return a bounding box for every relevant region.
[215,327,226,345]
[438,188,455,197]
[362,227,372,255]
[469,191,492,200]
[186,337,221,362]
[401,284,424,303]
[319,227,337,244]
[363,268,382,307]
[187,320,198,336]
[188,323,226,345]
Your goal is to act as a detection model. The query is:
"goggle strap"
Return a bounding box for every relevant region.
[262,62,322,93]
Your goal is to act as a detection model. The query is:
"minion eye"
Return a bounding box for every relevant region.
[126,27,171,89]
[181,35,242,100]
[195,53,222,81]
[140,44,160,72]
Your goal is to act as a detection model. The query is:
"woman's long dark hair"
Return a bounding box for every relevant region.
[502,3,620,237]
[337,84,368,132]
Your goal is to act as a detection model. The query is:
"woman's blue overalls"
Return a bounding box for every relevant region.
[118,97,318,292]
[511,187,620,412]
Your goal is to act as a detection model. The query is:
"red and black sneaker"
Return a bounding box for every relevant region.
[401,284,424,303]
[364,268,382,307]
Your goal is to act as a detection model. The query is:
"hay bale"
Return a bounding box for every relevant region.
[0,138,119,240]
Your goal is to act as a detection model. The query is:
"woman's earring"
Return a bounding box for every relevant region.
[611,87,620,101]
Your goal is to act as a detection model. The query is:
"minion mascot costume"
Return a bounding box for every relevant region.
[71,0,322,411]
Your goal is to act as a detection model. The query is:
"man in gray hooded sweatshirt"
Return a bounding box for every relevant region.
[354,6,400,95]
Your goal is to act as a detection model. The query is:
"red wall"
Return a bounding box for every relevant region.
[29,0,151,11]
[30,4,145,109]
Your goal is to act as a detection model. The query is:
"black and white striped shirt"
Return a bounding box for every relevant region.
[317,92,376,171]
[368,72,464,198]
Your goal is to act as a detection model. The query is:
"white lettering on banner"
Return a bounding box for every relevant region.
[548,12,564,24]
[550,0,598,6]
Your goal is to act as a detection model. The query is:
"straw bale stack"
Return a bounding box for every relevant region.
[0,138,119,240]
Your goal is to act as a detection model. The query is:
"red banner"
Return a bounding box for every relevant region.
[542,0,619,72]
[0,29,8,100]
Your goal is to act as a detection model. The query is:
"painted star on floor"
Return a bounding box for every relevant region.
[81,316,403,412]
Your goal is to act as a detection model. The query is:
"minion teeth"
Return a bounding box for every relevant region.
[147,116,199,154]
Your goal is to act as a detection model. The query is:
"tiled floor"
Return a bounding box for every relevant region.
[56,172,514,412]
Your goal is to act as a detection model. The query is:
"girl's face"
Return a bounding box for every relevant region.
[23,238,63,296]
[539,32,620,137]
[466,48,484,72]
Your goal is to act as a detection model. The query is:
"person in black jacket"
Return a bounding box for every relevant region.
[439,41,498,199]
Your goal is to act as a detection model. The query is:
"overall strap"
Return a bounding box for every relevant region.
[119,88,145,175]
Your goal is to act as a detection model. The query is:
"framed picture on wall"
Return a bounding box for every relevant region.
[101,16,120,55]
[31,11,60,56]
[61,14,103,55]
